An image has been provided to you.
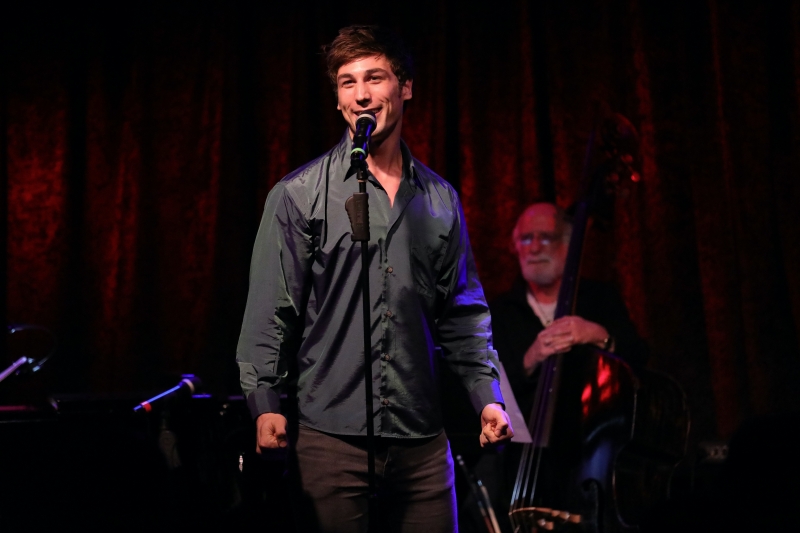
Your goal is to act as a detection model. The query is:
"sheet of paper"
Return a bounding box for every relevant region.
[497,361,533,443]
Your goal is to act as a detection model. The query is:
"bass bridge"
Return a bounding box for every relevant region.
[509,506,582,532]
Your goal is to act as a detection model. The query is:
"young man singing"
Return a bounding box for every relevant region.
[236,25,513,532]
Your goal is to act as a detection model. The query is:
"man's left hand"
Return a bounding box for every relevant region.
[542,316,610,351]
[479,403,514,447]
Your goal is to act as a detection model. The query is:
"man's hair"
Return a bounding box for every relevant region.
[322,25,414,91]
[510,202,574,250]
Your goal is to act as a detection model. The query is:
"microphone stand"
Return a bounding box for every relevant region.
[345,151,378,532]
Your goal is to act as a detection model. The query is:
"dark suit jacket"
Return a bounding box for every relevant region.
[489,278,649,417]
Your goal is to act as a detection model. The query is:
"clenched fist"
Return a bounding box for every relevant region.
[256,412,288,453]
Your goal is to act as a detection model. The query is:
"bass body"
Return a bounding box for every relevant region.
[509,112,689,533]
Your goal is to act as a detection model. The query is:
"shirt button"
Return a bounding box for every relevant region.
[385,310,393,318]
[386,266,393,273]
[381,398,390,406]
[382,353,391,361]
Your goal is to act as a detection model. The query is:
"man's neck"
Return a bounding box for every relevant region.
[366,140,403,178]
[527,279,561,304]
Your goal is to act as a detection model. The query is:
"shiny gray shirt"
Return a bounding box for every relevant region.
[236,132,503,438]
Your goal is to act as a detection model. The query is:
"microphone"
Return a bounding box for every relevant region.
[133,374,202,413]
[350,112,376,162]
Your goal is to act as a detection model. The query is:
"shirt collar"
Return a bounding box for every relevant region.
[337,128,421,190]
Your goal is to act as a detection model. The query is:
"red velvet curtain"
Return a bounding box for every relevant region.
[5,1,800,441]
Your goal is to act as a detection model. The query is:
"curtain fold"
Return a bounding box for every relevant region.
[6,0,800,440]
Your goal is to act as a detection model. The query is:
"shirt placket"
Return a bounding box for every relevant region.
[379,237,394,434]
[365,174,394,434]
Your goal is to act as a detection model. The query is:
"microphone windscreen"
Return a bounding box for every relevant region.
[356,112,376,126]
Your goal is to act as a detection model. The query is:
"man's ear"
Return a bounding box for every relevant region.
[508,237,518,255]
[401,79,413,101]
[508,229,518,255]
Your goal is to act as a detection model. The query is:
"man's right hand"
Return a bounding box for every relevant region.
[523,316,611,376]
[256,412,288,453]
[523,329,570,376]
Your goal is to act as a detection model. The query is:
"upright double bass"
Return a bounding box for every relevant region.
[508,112,689,533]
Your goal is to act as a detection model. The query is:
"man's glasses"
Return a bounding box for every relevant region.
[516,232,562,247]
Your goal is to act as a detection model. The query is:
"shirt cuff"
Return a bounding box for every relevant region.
[469,379,505,415]
[246,387,282,420]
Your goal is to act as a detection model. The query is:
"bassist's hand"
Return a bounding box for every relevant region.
[523,316,610,376]
[523,328,572,376]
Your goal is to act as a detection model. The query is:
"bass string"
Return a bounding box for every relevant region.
[510,442,529,512]
[512,353,559,510]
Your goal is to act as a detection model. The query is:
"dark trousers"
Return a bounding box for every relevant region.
[292,424,458,533]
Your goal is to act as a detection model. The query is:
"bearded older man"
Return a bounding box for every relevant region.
[490,202,648,417]
[459,202,648,533]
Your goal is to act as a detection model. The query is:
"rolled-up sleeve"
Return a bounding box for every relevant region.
[236,182,313,419]
[435,195,504,414]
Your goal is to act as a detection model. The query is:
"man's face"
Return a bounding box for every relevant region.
[513,204,569,289]
[336,55,412,145]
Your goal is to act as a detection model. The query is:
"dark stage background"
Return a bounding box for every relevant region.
[4,0,800,448]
